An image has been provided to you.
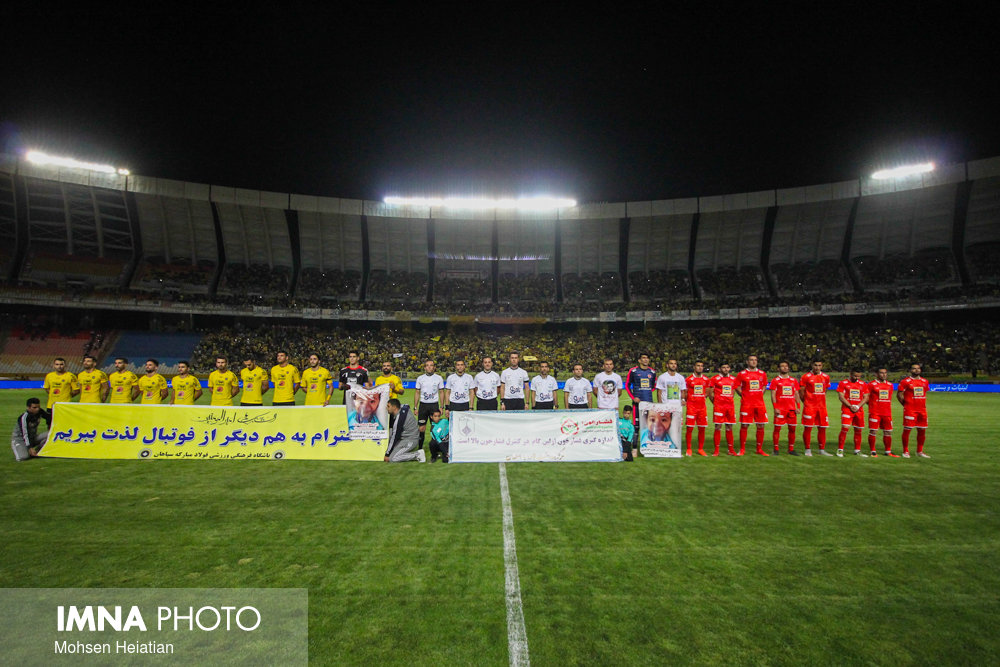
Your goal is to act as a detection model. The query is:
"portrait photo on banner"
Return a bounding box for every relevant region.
[638,401,683,458]
[346,384,389,440]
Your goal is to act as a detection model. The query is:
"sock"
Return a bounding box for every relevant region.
[818,428,827,448]
[773,426,781,449]
[884,434,892,452]
[853,429,862,450]
[838,428,847,450]
[868,432,877,450]
[697,427,706,452]
[726,430,734,448]
[902,429,911,453]
[803,426,812,448]
[917,429,926,453]
[787,426,796,450]
[686,426,693,453]
[756,428,765,450]
[739,425,749,451]
[714,429,721,453]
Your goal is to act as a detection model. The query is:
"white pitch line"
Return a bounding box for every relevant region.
[499,462,530,667]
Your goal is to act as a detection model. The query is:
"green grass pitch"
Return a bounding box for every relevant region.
[2,389,998,665]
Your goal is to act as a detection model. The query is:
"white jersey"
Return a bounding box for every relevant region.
[500,367,529,399]
[445,373,475,405]
[414,373,445,404]
[655,371,686,402]
[563,376,593,406]
[530,375,559,403]
[593,371,624,410]
[474,370,501,401]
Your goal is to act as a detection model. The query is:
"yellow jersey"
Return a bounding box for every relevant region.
[137,373,168,404]
[208,369,239,406]
[43,371,79,409]
[270,364,301,403]
[76,369,108,403]
[301,366,333,406]
[171,374,201,405]
[240,366,269,405]
[108,370,138,404]
[375,373,404,399]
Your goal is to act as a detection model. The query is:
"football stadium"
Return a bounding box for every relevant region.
[3,7,1000,666]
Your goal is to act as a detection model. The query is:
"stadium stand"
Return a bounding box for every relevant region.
[367,215,429,303]
[0,324,111,375]
[132,189,217,293]
[496,215,557,305]
[769,195,853,295]
[0,169,17,280]
[965,175,1000,283]
[215,196,293,297]
[106,331,202,375]
[627,207,695,304]
[297,209,363,299]
[560,212,623,303]
[694,198,770,300]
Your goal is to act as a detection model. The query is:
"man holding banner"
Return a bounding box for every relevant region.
[384,399,425,462]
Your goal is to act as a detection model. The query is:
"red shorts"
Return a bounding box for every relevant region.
[868,414,893,431]
[903,410,928,428]
[686,408,708,427]
[713,405,736,425]
[773,409,798,426]
[841,408,865,428]
[802,405,829,427]
[740,404,769,425]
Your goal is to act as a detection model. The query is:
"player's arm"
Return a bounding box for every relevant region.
[71,375,81,398]
[323,376,333,406]
[444,384,451,407]
[624,369,637,402]
[896,384,906,406]
[524,380,531,408]
[587,385,593,408]
[735,379,743,398]
[261,372,270,397]
[837,388,853,411]
[798,380,807,402]
[130,379,140,402]
[795,382,802,411]
[230,375,239,399]
[562,385,569,409]
[193,379,203,402]
[769,381,778,407]
[393,376,403,397]
[169,382,177,405]
[159,381,168,400]
[469,385,477,410]
[413,384,420,408]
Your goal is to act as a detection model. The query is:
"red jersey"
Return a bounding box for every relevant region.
[737,368,768,407]
[868,380,895,417]
[898,375,929,412]
[769,376,800,412]
[686,375,711,412]
[709,375,737,408]
[800,372,831,408]
[837,380,867,409]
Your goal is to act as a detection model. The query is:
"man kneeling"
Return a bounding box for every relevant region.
[384,399,426,462]
[12,398,51,461]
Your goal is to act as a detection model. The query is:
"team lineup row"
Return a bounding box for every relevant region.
[39,351,933,460]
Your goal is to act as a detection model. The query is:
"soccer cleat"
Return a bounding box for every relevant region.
[697,449,708,456]
[819,449,833,457]
[772,448,779,456]
[884,451,899,458]
[416,450,426,462]
[853,450,868,458]
[869,451,878,458]
[804,449,813,457]
[686,449,693,456]
[902,452,911,458]
[788,449,799,456]
[756,449,770,457]
[917,452,931,458]
[836,449,844,458]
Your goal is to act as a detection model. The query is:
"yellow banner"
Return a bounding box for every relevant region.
[41,403,386,461]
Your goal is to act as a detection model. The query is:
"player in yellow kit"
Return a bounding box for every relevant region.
[207,356,240,406]
[374,360,404,400]
[270,350,300,406]
[43,357,80,409]
[170,360,202,405]
[76,355,108,403]
[300,353,333,406]
[240,354,270,406]
[108,357,139,404]
[137,359,169,404]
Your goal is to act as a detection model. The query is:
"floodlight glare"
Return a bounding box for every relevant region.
[26,150,128,175]
[384,196,576,211]
[871,162,935,180]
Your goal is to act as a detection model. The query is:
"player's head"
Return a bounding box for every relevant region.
[910,363,922,377]
[26,397,41,414]
[747,355,758,369]
[509,352,520,368]
[850,369,862,382]
[811,360,823,373]
[215,356,227,371]
[114,357,128,372]
[666,358,678,372]
[638,353,650,368]
[876,366,888,381]
[53,357,66,372]
[539,361,550,376]
[381,361,393,375]
[455,359,466,374]
[348,350,360,365]
[277,350,289,365]
[719,362,731,375]
[387,398,401,414]
[243,354,256,370]
[82,355,97,370]
[177,360,190,374]
[145,359,160,373]
[308,353,320,368]
[430,408,442,423]
[778,360,790,374]
[572,363,583,378]
[693,361,704,374]
[424,359,435,373]
[603,358,614,373]
[482,356,494,371]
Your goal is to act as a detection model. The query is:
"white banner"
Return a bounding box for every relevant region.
[450,410,622,463]
[638,401,683,458]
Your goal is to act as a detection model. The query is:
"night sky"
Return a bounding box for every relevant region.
[3,4,998,204]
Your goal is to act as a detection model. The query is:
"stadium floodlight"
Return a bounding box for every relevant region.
[870,162,935,180]
[384,196,576,211]
[26,150,129,176]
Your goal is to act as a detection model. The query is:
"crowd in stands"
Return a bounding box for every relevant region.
[697,266,768,298]
[497,273,556,302]
[191,318,1000,377]
[562,272,623,302]
[434,272,492,302]
[367,270,428,301]
[852,250,958,289]
[221,264,291,295]
[629,270,693,301]
[964,242,1000,282]
[770,260,851,294]
[135,259,214,288]
[297,268,361,299]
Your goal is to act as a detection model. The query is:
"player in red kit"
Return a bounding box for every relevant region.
[868,367,898,457]
[800,360,832,456]
[837,370,870,457]
[736,355,769,456]
[685,361,711,456]
[709,363,738,456]
[769,361,801,455]
[897,363,930,458]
